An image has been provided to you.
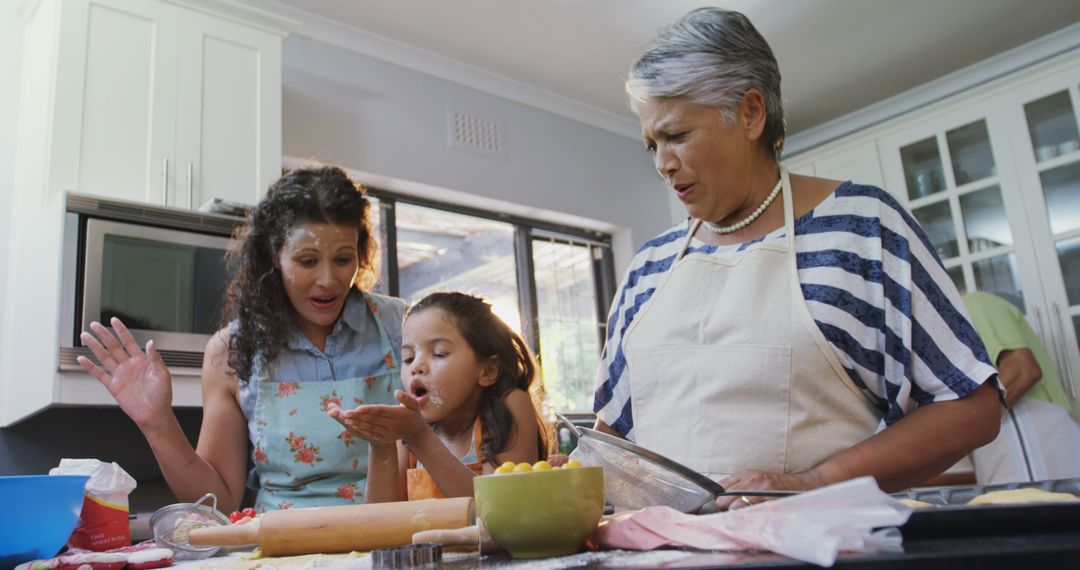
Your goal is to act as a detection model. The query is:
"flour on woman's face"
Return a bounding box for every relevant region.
[277,223,360,343]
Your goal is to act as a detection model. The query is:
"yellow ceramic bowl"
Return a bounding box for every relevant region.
[473,466,604,558]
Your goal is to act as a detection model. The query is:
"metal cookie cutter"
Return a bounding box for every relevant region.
[371,543,443,569]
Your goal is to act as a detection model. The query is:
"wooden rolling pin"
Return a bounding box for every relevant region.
[188,497,474,557]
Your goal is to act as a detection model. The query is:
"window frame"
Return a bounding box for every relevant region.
[366,187,616,373]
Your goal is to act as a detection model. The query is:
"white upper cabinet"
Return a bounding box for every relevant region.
[877,61,1080,415]
[0,0,292,425]
[814,142,885,191]
[48,0,288,209]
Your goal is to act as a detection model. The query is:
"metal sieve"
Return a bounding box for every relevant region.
[559,414,793,513]
[148,493,233,560]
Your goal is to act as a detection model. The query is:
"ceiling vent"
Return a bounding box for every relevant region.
[448,110,504,158]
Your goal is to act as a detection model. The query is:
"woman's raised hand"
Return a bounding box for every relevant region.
[77,317,173,429]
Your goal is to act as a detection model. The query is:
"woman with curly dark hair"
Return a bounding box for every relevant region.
[78,165,406,512]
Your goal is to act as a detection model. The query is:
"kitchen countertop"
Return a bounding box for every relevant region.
[443,532,1080,569]
[174,481,1080,569]
[176,530,1080,569]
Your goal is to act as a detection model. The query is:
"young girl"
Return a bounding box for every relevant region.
[328,292,549,501]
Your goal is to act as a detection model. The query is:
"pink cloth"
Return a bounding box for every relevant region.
[592,477,911,567]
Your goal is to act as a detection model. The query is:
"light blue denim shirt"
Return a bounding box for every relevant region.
[237,289,406,451]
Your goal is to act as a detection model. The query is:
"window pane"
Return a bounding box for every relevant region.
[946,265,966,294]
[1040,162,1080,236]
[958,185,1012,252]
[1056,235,1080,307]
[533,239,603,413]
[1073,316,1080,355]
[946,120,996,185]
[395,203,521,331]
[912,199,958,259]
[1024,90,1080,163]
[901,137,945,200]
[972,253,1025,312]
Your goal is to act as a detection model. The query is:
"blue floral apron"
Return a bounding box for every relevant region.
[250,293,399,511]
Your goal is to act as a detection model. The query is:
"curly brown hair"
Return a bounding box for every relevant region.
[405,292,551,465]
[222,165,378,381]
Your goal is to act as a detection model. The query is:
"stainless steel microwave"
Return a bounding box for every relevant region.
[60,193,243,370]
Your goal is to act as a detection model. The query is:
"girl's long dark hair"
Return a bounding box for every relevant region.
[222,165,377,381]
[406,292,550,465]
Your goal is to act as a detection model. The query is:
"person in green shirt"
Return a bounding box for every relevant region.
[962,292,1071,410]
[962,291,1080,483]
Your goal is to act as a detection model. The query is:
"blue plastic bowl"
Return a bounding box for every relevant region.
[0,475,89,568]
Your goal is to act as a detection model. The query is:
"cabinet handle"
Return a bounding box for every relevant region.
[162,158,169,203]
[1034,307,1046,343]
[1034,307,1065,396]
[1051,303,1078,399]
[187,162,194,209]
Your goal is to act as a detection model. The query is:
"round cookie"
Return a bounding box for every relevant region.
[967,488,1079,505]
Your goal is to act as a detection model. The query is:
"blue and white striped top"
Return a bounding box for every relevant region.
[593,181,998,440]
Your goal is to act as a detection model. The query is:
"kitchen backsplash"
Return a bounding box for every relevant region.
[0,407,203,512]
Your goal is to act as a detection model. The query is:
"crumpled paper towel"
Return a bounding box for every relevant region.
[592,476,912,567]
[50,459,138,551]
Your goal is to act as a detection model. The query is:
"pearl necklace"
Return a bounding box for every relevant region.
[701,177,783,234]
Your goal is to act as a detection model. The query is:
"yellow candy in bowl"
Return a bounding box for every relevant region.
[473,465,603,558]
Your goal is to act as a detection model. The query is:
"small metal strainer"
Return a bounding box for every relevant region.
[148,493,232,560]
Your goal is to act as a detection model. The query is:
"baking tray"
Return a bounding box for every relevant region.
[894,477,1080,539]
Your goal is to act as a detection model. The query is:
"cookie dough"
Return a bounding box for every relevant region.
[898,498,936,508]
[967,488,1079,505]
[197,550,368,570]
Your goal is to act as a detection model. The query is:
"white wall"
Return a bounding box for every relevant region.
[0,4,23,346]
[280,36,669,274]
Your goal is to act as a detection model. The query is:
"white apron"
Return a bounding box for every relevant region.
[971,396,1080,484]
[622,168,882,479]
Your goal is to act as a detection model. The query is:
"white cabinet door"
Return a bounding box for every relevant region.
[50,0,178,204]
[878,99,1044,312]
[50,0,283,210]
[999,68,1080,409]
[174,9,282,209]
[878,67,1080,418]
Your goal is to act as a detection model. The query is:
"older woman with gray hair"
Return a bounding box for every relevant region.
[592,7,1002,509]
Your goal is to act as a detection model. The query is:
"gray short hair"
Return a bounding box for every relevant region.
[627,8,785,158]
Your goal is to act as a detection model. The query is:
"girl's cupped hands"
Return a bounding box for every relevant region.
[327,389,427,445]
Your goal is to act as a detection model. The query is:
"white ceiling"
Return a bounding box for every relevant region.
[243,0,1080,139]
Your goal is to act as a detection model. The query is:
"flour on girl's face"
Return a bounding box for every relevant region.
[425,384,447,409]
[400,307,488,431]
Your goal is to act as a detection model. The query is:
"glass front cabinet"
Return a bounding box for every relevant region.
[877,59,1080,418]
